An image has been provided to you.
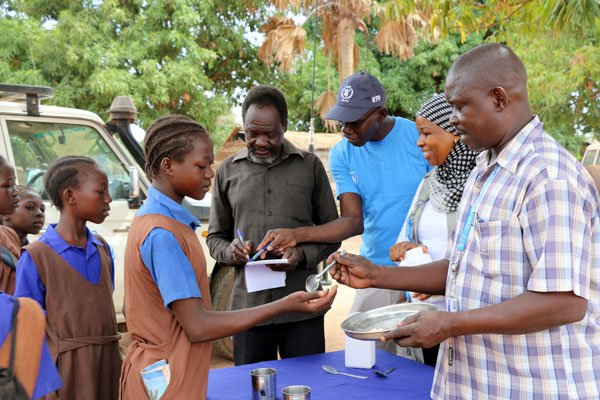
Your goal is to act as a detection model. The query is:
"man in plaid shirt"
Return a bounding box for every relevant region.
[329,43,600,399]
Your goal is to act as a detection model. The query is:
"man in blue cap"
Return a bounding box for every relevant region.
[258,72,430,345]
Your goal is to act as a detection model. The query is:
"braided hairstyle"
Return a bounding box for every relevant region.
[144,114,210,181]
[44,156,98,209]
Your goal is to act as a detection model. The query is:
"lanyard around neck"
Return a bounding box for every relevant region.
[406,200,424,243]
[456,164,500,252]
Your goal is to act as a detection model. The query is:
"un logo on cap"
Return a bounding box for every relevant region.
[341,85,353,102]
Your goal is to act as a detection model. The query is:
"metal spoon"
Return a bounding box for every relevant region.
[305,250,347,292]
[373,367,397,377]
[321,365,368,379]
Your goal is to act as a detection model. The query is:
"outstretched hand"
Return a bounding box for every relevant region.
[389,242,428,262]
[257,228,298,257]
[381,310,452,349]
[328,251,378,289]
[284,286,338,314]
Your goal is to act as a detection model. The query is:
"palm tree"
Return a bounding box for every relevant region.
[258,0,433,130]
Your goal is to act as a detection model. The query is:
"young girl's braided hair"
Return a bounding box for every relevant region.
[44,156,98,209]
[144,114,209,181]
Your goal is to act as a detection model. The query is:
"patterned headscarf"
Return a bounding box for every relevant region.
[416,93,479,213]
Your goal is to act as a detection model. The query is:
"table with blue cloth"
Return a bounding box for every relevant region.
[208,349,435,399]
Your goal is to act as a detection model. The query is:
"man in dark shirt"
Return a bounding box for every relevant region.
[207,85,340,365]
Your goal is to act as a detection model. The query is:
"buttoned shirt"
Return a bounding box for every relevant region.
[207,139,340,325]
[433,117,600,399]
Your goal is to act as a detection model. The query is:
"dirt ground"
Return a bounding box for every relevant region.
[209,235,362,369]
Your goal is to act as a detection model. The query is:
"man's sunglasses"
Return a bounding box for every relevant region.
[337,107,381,131]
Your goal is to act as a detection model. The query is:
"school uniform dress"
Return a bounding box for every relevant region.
[0,225,22,294]
[433,117,600,399]
[120,187,212,400]
[0,292,63,399]
[13,225,121,400]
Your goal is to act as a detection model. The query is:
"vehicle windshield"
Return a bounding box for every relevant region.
[7,120,136,201]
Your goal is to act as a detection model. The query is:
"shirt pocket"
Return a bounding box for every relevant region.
[269,181,313,224]
[285,181,312,198]
[473,219,513,279]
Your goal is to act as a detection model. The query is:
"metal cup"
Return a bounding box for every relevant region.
[282,385,311,400]
[250,368,277,400]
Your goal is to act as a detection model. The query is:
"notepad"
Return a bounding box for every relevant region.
[244,259,288,293]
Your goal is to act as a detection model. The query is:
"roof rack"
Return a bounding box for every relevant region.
[0,83,54,116]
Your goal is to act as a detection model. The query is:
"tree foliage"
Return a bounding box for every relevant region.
[0,0,272,148]
[273,0,600,151]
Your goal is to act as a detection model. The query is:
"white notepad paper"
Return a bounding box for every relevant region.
[244,259,288,293]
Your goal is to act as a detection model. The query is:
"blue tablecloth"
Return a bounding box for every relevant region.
[208,349,434,399]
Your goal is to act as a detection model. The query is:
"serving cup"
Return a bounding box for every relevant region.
[282,385,311,400]
[250,368,277,400]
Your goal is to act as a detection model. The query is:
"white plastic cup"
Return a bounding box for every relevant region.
[399,246,433,267]
[345,312,376,369]
[399,247,433,304]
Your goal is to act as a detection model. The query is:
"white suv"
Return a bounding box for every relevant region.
[0,84,225,331]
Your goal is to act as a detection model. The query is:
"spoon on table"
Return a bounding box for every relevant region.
[373,367,397,377]
[322,365,368,379]
[305,250,347,292]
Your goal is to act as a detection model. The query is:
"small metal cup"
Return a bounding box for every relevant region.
[250,368,277,400]
[282,385,311,400]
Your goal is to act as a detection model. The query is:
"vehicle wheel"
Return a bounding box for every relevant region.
[210,265,235,360]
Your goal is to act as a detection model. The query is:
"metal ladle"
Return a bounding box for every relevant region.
[305,250,347,292]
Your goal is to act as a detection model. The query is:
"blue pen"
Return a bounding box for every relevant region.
[248,241,272,263]
[237,229,249,260]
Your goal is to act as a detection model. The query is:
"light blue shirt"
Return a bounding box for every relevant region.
[14,224,115,311]
[329,116,430,265]
[138,187,202,308]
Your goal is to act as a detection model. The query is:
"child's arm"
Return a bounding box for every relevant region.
[169,286,337,343]
[14,251,46,310]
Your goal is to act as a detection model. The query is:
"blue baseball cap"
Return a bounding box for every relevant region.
[325,72,387,122]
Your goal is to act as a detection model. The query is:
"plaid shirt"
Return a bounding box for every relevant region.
[432,117,600,399]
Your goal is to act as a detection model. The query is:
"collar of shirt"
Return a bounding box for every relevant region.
[231,138,305,166]
[474,115,541,176]
[43,223,103,260]
[145,187,201,230]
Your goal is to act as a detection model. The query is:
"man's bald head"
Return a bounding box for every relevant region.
[448,43,527,94]
[444,43,533,153]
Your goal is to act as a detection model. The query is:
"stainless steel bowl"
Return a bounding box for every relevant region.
[341,303,437,340]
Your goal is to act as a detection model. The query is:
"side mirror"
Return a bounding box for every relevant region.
[128,165,141,208]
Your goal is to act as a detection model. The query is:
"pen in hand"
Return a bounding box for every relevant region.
[237,229,249,260]
[248,241,273,263]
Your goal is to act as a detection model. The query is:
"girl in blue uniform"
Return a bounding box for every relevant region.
[14,156,121,400]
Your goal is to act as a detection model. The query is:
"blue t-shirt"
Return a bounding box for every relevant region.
[14,225,115,310]
[0,292,63,398]
[137,187,202,308]
[329,116,431,265]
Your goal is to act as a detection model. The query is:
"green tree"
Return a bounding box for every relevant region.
[0,0,271,148]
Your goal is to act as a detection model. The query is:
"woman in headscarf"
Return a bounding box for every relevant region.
[389,93,479,366]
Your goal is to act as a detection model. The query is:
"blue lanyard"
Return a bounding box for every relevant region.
[406,200,423,243]
[456,164,500,252]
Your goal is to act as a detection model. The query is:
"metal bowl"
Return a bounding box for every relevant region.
[341,303,437,340]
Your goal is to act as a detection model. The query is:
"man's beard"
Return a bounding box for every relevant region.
[248,147,278,165]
